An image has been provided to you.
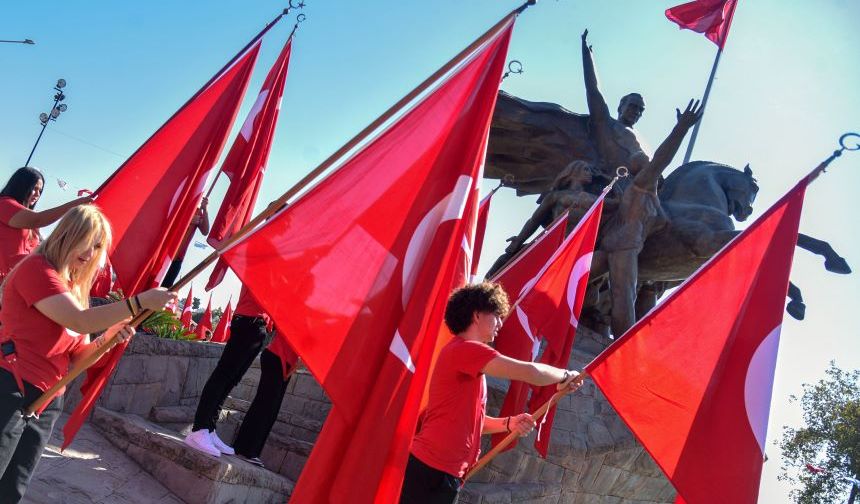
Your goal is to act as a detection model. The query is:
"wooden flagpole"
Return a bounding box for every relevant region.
[464,374,587,481]
[27,1,536,416]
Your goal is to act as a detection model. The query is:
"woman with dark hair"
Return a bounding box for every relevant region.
[0,167,91,281]
[0,205,176,502]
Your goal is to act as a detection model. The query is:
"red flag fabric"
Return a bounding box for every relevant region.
[490,213,566,449]
[96,44,259,295]
[180,287,194,329]
[586,179,807,504]
[62,46,259,450]
[524,195,605,457]
[195,296,213,340]
[267,329,299,380]
[210,301,233,343]
[665,0,738,49]
[221,20,513,503]
[206,37,293,290]
[469,190,495,281]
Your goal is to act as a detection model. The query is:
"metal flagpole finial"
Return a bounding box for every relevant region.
[809,132,860,182]
[501,60,523,81]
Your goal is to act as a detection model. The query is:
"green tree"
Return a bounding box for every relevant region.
[778,362,860,504]
[192,296,201,311]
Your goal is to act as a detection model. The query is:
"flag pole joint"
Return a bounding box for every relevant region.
[501,60,523,81]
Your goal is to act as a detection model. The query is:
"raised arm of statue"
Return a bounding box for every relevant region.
[581,30,612,127]
[635,99,702,191]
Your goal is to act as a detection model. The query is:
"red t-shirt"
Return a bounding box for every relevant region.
[0,254,86,393]
[234,286,270,321]
[0,196,37,280]
[411,337,500,478]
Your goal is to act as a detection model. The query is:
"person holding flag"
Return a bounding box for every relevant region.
[160,198,209,288]
[185,286,295,467]
[401,282,583,503]
[0,167,92,283]
[0,205,175,502]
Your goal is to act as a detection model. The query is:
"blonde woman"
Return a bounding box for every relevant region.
[0,205,176,502]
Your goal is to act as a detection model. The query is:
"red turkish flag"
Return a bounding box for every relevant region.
[180,287,194,329]
[490,213,566,449]
[586,178,807,504]
[524,195,605,457]
[209,300,233,343]
[62,46,259,450]
[206,38,293,290]
[221,20,513,503]
[195,296,213,340]
[665,0,738,49]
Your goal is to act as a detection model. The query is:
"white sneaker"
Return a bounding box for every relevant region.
[209,430,235,455]
[184,429,220,457]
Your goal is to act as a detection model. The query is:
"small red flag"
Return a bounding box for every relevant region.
[490,214,566,450]
[179,287,194,329]
[195,295,213,340]
[62,45,259,450]
[206,37,294,290]
[665,0,738,49]
[469,190,495,281]
[586,178,807,504]
[222,20,513,503]
[210,299,233,343]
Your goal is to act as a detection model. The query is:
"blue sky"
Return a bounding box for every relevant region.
[2,1,859,501]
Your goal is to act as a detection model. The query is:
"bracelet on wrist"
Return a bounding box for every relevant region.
[560,370,571,384]
[505,416,512,433]
[125,298,136,316]
[133,295,143,312]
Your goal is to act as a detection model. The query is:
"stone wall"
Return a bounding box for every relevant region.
[70,330,676,503]
[62,333,224,418]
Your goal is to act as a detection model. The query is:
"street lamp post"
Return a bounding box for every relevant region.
[26,79,68,166]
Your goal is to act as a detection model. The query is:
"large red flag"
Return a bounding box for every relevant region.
[524,195,605,457]
[665,0,738,49]
[490,213,566,449]
[210,300,233,343]
[221,20,513,503]
[62,46,260,450]
[586,179,807,504]
[206,37,294,290]
[195,295,213,340]
[179,287,194,329]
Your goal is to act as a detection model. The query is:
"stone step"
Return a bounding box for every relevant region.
[460,482,562,504]
[91,407,294,504]
[150,400,317,483]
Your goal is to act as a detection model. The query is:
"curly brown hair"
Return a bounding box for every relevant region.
[444,282,510,334]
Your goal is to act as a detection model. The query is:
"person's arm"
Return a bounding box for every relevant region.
[482,354,579,388]
[7,196,93,229]
[196,198,210,236]
[33,287,177,335]
[70,321,135,365]
[581,29,612,126]
[635,99,702,191]
[505,196,555,254]
[482,413,536,436]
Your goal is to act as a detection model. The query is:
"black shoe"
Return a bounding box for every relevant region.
[238,454,265,468]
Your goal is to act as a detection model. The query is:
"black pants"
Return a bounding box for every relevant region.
[0,369,63,503]
[160,259,184,288]
[233,349,291,458]
[399,454,461,504]
[193,315,271,432]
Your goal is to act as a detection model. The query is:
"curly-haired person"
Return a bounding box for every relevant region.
[400,282,583,504]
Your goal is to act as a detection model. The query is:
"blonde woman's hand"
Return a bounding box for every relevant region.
[137,288,178,311]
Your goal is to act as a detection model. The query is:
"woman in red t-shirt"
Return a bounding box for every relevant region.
[0,167,92,282]
[402,283,584,504]
[0,205,176,502]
